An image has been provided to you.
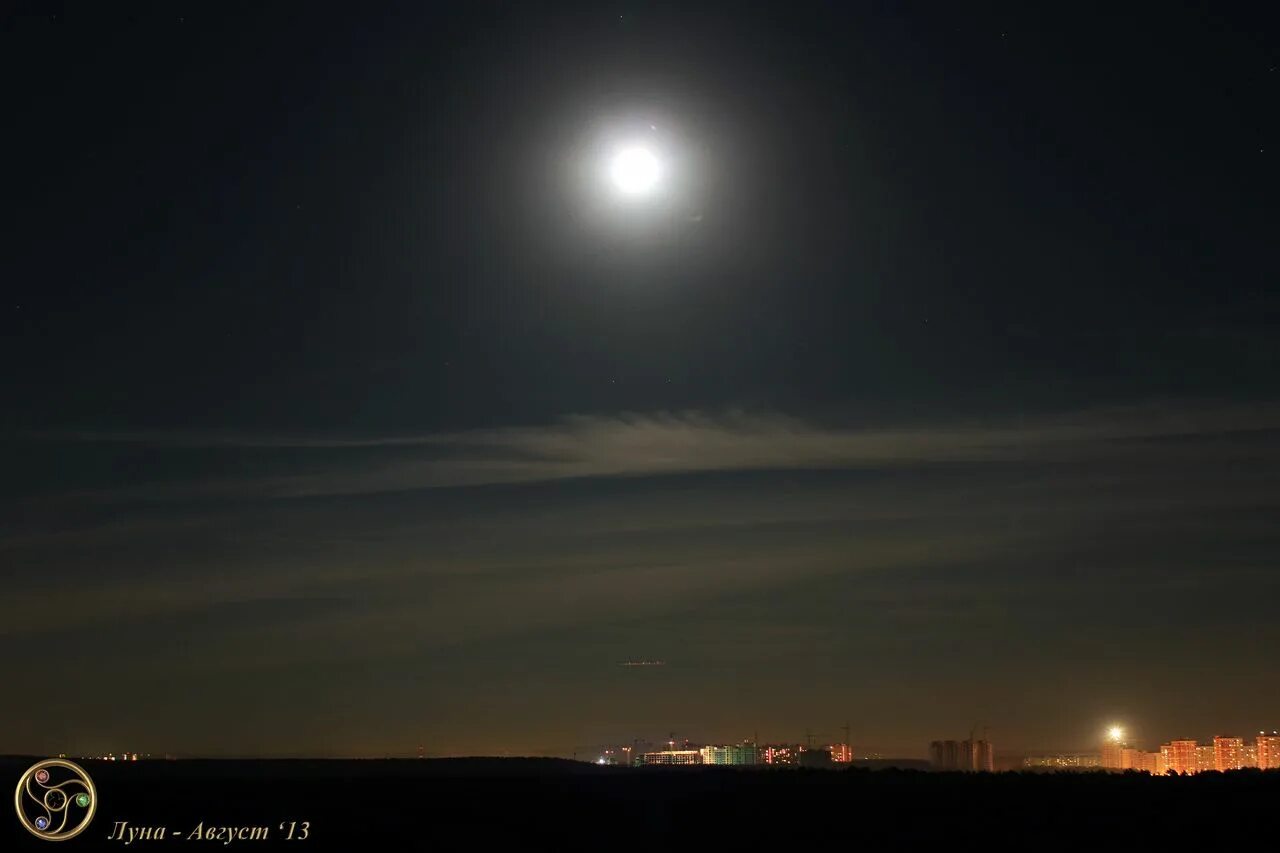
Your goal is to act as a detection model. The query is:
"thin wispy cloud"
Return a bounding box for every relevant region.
[26,400,1280,503]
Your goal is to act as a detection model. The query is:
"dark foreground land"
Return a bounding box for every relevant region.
[6,757,1279,850]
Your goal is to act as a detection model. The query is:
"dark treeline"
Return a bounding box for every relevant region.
[5,757,1278,849]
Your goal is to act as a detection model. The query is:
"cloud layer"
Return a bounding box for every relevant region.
[29,400,1280,501]
[4,400,1279,756]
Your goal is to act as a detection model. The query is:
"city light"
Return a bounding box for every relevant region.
[596,724,1279,775]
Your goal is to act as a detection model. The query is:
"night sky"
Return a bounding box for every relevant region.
[3,1,1278,758]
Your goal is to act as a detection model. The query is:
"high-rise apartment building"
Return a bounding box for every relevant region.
[1116,747,1160,772]
[699,744,759,765]
[1101,726,1129,770]
[1161,740,1198,775]
[972,739,995,772]
[930,740,964,770]
[929,739,993,771]
[1213,736,1247,772]
[1102,740,1125,770]
[1257,733,1280,770]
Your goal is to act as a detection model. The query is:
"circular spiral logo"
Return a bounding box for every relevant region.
[14,759,97,841]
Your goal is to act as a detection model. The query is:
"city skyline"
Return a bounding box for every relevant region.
[17,724,1280,767]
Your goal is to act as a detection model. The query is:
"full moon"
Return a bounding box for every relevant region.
[610,146,661,195]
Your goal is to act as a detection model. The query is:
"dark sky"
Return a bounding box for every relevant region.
[2,1,1277,758]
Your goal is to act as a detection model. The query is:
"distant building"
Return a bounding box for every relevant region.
[930,739,994,772]
[1214,736,1247,772]
[1101,741,1125,770]
[973,740,995,772]
[930,740,963,770]
[1100,744,1160,774]
[798,747,833,769]
[1256,733,1280,770]
[1161,740,1198,775]
[1022,753,1102,770]
[762,745,799,765]
[829,743,853,763]
[699,744,759,766]
[642,750,702,766]
[1119,747,1145,770]
[1195,745,1217,774]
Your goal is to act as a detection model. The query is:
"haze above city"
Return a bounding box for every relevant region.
[2,2,1277,759]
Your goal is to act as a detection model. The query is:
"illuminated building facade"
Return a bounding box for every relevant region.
[642,750,702,766]
[1257,733,1280,770]
[1195,745,1217,774]
[1213,736,1246,772]
[1022,753,1101,769]
[1119,747,1142,770]
[1094,740,1161,773]
[829,743,853,763]
[699,744,759,766]
[1160,740,1198,775]
[762,745,799,765]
